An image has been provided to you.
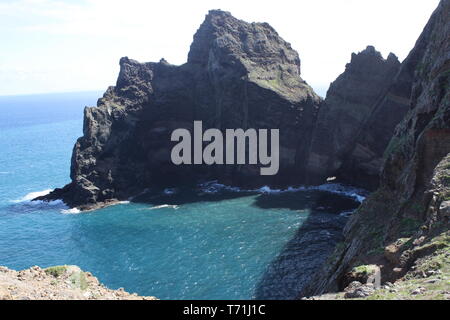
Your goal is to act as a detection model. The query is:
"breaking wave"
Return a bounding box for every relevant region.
[11,189,53,203]
[197,181,367,203]
[148,204,180,210]
[11,189,75,213]
[61,208,81,214]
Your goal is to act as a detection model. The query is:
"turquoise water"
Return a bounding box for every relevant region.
[0,92,363,299]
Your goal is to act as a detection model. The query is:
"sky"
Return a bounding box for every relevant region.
[0,0,442,97]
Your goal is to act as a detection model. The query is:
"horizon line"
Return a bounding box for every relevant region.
[0,89,105,98]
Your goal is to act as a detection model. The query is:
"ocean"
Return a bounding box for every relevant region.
[0,92,365,299]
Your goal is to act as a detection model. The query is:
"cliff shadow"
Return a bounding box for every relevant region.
[252,191,359,300]
[131,186,360,300]
[130,187,258,207]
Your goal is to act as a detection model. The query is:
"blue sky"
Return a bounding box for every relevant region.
[0,0,441,97]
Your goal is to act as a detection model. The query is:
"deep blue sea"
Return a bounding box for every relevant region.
[0,92,365,299]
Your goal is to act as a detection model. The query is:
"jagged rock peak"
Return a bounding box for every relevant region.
[159,58,169,65]
[305,44,402,188]
[188,9,301,75]
[361,45,379,54]
[116,56,153,90]
[347,46,400,74]
[387,52,399,62]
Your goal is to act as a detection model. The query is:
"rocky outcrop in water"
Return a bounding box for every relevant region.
[306,46,402,189]
[300,0,450,298]
[40,10,322,210]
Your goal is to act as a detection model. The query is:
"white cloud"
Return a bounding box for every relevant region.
[0,0,442,96]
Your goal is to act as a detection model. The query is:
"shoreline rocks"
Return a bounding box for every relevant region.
[0,265,156,300]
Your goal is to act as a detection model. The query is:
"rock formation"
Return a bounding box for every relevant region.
[0,265,156,300]
[31,0,449,300]
[40,10,322,210]
[38,10,422,211]
[300,0,450,297]
[306,46,402,189]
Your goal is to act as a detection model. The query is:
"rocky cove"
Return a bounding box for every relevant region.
[37,9,405,211]
[2,0,448,300]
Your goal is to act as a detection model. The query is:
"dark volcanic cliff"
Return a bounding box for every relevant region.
[39,8,431,211]
[306,46,402,189]
[300,0,450,297]
[42,10,322,210]
[34,1,450,300]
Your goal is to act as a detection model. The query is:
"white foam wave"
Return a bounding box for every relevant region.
[46,199,64,206]
[148,204,179,210]
[258,186,281,193]
[198,181,242,194]
[60,200,129,214]
[197,181,367,203]
[61,208,81,214]
[310,183,367,203]
[10,189,71,212]
[11,189,53,203]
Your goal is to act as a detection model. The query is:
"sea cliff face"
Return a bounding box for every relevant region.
[306,46,402,189]
[40,10,414,211]
[300,0,450,298]
[41,10,323,210]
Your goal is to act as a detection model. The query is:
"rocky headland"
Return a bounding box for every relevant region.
[36,8,427,212]
[31,0,449,300]
[38,9,322,211]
